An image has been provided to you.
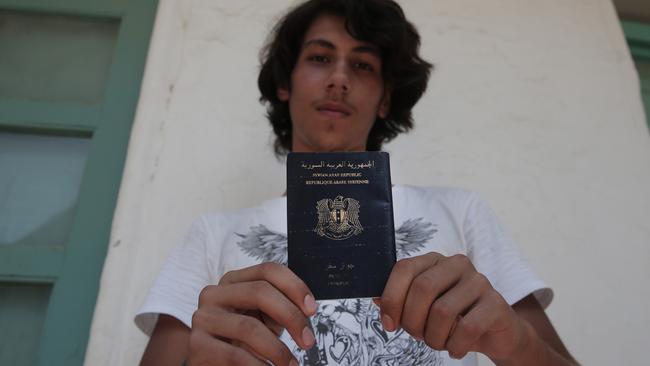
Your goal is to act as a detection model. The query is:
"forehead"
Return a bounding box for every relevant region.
[302,14,378,51]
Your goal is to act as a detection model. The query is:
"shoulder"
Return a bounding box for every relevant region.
[194,196,286,240]
[395,184,483,215]
[185,197,287,268]
[197,205,266,228]
[396,184,475,199]
[393,184,502,241]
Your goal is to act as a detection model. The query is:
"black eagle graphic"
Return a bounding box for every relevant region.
[236,225,288,265]
[236,218,436,265]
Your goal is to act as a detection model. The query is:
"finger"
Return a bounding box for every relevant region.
[445,292,503,360]
[219,262,318,316]
[204,281,315,350]
[240,310,284,341]
[192,307,297,366]
[262,312,284,337]
[239,311,285,360]
[188,328,267,366]
[380,252,442,331]
[422,272,487,349]
[401,260,465,340]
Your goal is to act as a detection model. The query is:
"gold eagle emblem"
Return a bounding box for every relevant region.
[315,196,363,240]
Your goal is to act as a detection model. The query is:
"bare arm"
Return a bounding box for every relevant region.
[140,314,190,366]
[495,294,578,366]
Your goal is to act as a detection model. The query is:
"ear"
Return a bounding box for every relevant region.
[277,86,290,102]
[378,88,391,119]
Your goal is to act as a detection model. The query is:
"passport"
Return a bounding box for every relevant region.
[287,151,396,300]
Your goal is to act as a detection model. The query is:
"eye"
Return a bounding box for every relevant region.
[354,62,375,72]
[307,54,330,63]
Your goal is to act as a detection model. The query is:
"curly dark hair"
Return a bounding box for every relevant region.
[258,0,433,156]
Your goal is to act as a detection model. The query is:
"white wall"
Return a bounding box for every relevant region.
[85,0,650,365]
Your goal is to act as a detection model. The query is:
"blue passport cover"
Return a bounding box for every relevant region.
[287,152,396,300]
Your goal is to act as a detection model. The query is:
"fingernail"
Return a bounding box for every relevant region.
[290,360,299,366]
[381,313,395,331]
[304,294,318,314]
[302,326,316,348]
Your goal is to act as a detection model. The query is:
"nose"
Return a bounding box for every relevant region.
[326,61,350,95]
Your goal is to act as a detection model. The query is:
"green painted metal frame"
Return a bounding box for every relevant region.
[0,246,64,280]
[622,20,650,129]
[0,99,101,131]
[623,21,650,62]
[0,0,158,365]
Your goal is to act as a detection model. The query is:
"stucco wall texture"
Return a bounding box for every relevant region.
[85,1,650,365]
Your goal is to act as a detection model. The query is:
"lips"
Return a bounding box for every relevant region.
[316,102,352,119]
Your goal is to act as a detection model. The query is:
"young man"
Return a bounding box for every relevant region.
[137,1,578,365]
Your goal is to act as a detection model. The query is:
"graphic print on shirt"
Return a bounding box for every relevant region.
[237,218,440,365]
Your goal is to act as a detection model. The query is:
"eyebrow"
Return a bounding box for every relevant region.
[302,38,380,57]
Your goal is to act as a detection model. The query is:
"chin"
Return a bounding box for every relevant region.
[294,131,366,153]
[310,137,357,152]
[318,145,364,153]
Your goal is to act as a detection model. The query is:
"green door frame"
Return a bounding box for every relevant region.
[623,20,650,61]
[0,0,157,365]
[622,20,650,129]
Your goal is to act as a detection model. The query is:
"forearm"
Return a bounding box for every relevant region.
[492,320,579,366]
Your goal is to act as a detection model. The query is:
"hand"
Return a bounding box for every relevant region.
[376,252,527,360]
[188,262,318,366]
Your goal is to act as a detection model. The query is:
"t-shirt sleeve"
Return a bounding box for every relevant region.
[134,216,214,336]
[463,192,553,308]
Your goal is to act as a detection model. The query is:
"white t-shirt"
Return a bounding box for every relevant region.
[136,185,552,365]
